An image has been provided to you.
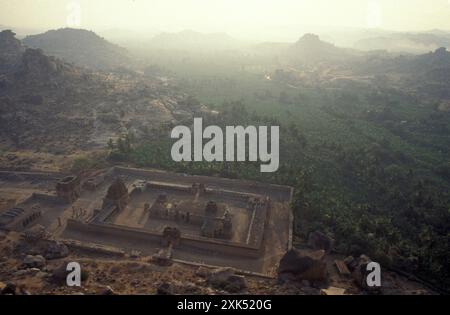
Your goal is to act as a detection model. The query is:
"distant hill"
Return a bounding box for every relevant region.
[353,47,450,99]
[354,46,450,74]
[286,34,357,63]
[408,47,450,71]
[147,30,245,51]
[23,28,131,70]
[0,29,84,91]
[403,47,450,99]
[354,31,450,54]
[374,47,450,74]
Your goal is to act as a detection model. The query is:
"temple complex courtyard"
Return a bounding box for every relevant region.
[0,167,293,276]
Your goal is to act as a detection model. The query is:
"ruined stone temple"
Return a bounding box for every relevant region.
[56,176,81,203]
[162,226,181,246]
[147,190,233,241]
[0,166,293,275]
[102,178,130,211]
[201,201,232,239]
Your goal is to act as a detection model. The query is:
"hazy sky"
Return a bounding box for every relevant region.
[1,0,450,39]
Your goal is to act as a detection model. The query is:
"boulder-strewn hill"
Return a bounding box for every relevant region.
[0,230,436,295]
[0,30,200,154]
[0,29,82,90]
[23,28,131,70]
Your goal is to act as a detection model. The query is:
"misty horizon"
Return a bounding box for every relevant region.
[1,0,450,42]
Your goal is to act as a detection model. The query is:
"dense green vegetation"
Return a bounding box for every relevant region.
[109,56,450,290]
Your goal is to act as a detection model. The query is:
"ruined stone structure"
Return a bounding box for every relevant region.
[201,201,232,240]
[82,174,105,191]
[162,226,181,247]
[0,167,293,274]
[151,226,181,266]
[56,176,81,203]
[102,178,129,211]
[146,187,233,240]
[0,208,45,232]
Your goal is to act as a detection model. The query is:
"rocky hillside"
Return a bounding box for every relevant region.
[0,30,84,92]
[0,229,435,295]
[23,28,131,70]
[0,30,201,158]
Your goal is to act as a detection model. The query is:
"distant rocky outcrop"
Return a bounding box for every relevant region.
[23,28,131,70]
[292,34,337,53]
[287,34,356,63]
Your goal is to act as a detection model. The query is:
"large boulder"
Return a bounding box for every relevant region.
[278,249,328,283]
[307,231,334,253]
[0,282,17,295]
[22,224,48,243]
[157,282,174,295]
[23,255,46,269]
[207,267,247,293]
[44,241,69,260]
